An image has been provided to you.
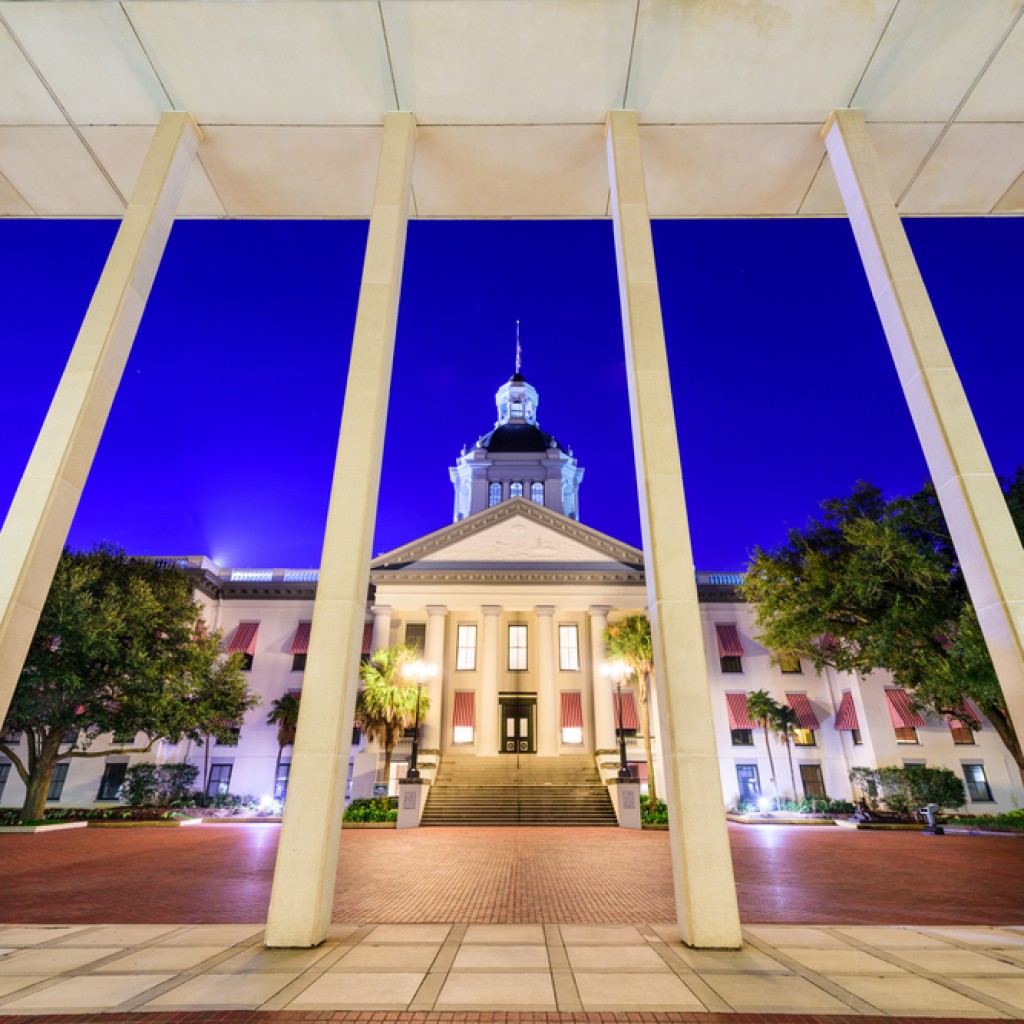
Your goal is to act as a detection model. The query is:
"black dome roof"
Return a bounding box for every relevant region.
[480,424,563,453]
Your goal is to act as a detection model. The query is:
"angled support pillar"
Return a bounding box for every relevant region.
[0,112,200,730]
[265,111,416,949]
[824,108,1024,747]
[605,110,741,949]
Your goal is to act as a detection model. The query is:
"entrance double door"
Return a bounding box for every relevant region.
[500,696,535,754]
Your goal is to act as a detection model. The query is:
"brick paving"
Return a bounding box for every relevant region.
[0,824,1022,926]
[0,1015,1011,1024]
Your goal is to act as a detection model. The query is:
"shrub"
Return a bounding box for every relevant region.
[119,763,160,806]
[118,762,201,806]
[159,763,199,804]
[849,765,965,815]
[343,798,397,823]
[641,796,668,825]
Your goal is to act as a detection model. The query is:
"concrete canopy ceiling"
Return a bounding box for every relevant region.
[1,0,1022,219]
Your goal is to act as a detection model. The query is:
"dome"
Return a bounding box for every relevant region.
[479,424,564,453]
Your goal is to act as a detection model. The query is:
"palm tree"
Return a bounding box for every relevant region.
[355,644,431,794]
[605,614,657,805]
[771,703,800,802]
[745,689,781,808]
[266,692,301,800]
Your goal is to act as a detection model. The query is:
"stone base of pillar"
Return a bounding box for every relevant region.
[610,779,642,830]
[396,780,428,829]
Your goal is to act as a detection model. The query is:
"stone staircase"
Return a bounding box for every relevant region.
[420,754,618,826]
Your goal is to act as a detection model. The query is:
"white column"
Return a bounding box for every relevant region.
[606,110,742,949]
[824,107,1024,747]
[265,112,416,949]
[478,605,501,756]
[371,605,392,654]
[589,606,615,749]
[423,604,446,749]
[0,112,200,727]
[536,605,557,756]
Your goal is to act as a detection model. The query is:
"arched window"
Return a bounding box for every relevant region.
[488,482,502,507]
[510,481,524,498]
[531,482,544,504]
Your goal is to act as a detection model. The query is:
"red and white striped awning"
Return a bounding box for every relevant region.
[631,761,649,782]
[362,622,374,655]
[834,691,860,731]
[949,700,982,730]
[289,622,311,655]
[226,621,259,655]
[453,691,475,728]
[786,693,820,730]
[715,623,744,658]
[885,688,926,728]
[561,691,583,730]
[726,692,754,729]
[613,690,639,731]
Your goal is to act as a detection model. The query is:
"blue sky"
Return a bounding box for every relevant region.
[1,217,1021,571]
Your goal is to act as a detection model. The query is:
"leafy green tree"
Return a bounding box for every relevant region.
[743,479,1024,784]
[354,645,430,792]
[604,614,658,805]
[772,702,800,801]
[0,546,260,822]
[266,691,301,800]
[850,764,965,816]
[745,690,781,805]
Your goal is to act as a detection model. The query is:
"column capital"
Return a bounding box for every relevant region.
[588,605,612,619]
[373,604,392,618]
[482,604,501,617]
[426,604,447,617]
[535,605,556,617]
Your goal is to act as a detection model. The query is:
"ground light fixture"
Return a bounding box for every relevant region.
[601,660,633,780]
[402,659,437,781]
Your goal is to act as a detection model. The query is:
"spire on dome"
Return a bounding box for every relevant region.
[515,320,522,375]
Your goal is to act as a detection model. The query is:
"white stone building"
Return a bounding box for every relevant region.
[1,371,1021,817]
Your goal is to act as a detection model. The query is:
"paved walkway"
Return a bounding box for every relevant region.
[1,824,1022,926]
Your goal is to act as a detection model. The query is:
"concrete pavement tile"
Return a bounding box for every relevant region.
[835,974,1006,1015]
[951,976,1024,1011]
[210,944,333,973]
[52,925,181,946]
[140,971,297,1008]
[1,973,173,1011]
[436,971,556,1008]
[0,926,89,946]
[288,971,425,1008]
[573,971,704,1011]
[463,924,545,944]
[705,972,851,1012]
[333,943,441,971]
[452,944,550,969]
[363,923,451,944]
[785,947,909,975]
[94,945,225,972]
[896,947,1024,975]
[559,924,645,945]
[921,927,1024,948]
[0,976,41,998]
[567,945,669,972]
[664,945,790,973]
[154,924,263,946]
[744,925,853,948]
[0,946,122,975]
[834,926,951,947]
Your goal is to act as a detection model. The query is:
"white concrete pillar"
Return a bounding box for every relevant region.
[371,605,392,654]
[589,606,615,750]
[0,112,200,727]
[423,604,446,749]
[478,605,501,756]
[824,107,1024,746]
[536,605,557,756]
[606,110,742,949]
[265,112,416,949]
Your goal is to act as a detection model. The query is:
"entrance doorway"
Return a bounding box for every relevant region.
[499,696,536,754]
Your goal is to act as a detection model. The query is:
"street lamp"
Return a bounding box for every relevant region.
[402,659,436,781]
[601,660,633,780]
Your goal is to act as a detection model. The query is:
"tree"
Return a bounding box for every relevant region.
[266,691,301,800]
[743,478,1024,784]
[354,645,430,792]
[604,614,658,805]
[772,703,800,801]
[745,690,781,806]
[0,546,260,822]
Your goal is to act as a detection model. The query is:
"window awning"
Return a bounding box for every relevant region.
[613,691,639,731]
[289,622,311,655]
[453,691,475,728]
[726,692,754,730]
[561,691,583,730]
[227,621,259,655]
[834,691,860,731]
[885,688,926,728]
[785,693,820,730]
[630,761,649,782]
[949,700,982,730]
[715,623,744,658]
[362,622,374,656]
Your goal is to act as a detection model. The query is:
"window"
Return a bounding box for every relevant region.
[792,728,816,747]
[405,623,426,654]
[456,625,477,670]
[779,654,802,674]
[850,728,863,746]
[613,691,639,736]
[963,764,993,802]
[730,729,754,747]
[216,723,241,746]
[274,762,290,802]
[560,691,583,745]
[508,625,528,671]
[1,728,21,744]
[227,622,260,670]
[488,482,502,507]
[800,764,826,800]
[453,691,475,744]
[510,481,523,498]
[510,400,523,418]
[63,727,79,745]
[950,722,975,745]
[736,764,760,804]
[351,726,362,748]
[240,652,254,672]
[715,624,744,674]
[720,656,743,674]
[47,763,69,801]
[894,726,919,744]
[0,762,9,801]
[206,763,232,798]
[291,652,307,672]
[531,482,544,504]
[558,625,580,671]
[97,762,128,801]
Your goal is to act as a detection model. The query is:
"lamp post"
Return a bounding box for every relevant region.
[402,659,436,781]
[601,661,632,779]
